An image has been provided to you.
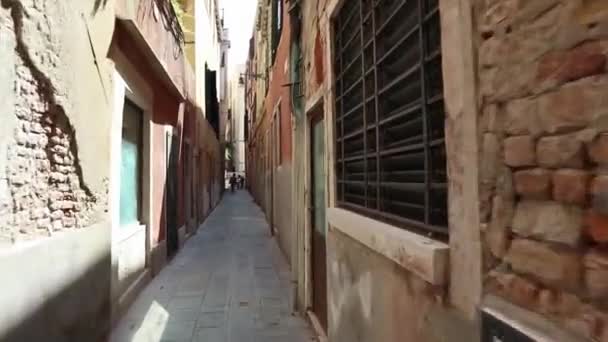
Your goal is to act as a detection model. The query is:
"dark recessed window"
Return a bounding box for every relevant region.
[333,0,448,237]
[271,0,283,62]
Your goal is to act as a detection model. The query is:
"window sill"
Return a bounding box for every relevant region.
[327,207,449,285]
[113,223,146,244]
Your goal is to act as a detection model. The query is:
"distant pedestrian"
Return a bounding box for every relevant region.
[238,175,245,189]
[229,173,237,193]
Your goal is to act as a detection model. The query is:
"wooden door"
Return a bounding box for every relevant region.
[310,115,327,331]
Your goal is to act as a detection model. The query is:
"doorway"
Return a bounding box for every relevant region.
[310,112,327,331]
[165,131,179,258]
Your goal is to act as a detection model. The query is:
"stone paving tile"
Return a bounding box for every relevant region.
[168,295,204,311]
[193,327,227,342]
[110,191,314,342]
[197,310,227,329]
[166,308,200,324]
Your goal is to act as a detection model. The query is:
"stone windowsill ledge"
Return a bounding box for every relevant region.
[327,207,449,285]
[113,223,146,244]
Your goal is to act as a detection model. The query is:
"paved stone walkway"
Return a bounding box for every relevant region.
[111,191,314,342]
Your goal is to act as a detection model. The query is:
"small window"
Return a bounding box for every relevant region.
[333,0,447,237]
[271,0,283,62]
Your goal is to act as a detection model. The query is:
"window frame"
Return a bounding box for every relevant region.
[271,0,283,63]
[332,0,448,238]
[120,98,145,226]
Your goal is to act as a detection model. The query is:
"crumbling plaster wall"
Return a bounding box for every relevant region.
[0,0,114,245]
[0,0,116,340]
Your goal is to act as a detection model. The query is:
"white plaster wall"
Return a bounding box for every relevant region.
[194,0,221,109]
[274,165,293,263]
[0,0,115,339]
[229,64,247,173]
[0,222,111,341]
[114,228,147,295]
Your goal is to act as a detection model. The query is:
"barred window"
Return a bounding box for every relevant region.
[333,0,448,237]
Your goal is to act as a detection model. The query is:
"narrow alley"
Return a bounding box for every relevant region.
[111,191,314,342]
[6,0,608,341]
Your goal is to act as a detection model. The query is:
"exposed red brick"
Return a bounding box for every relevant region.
[586,209,608,243]
[508,275,540,310]
[591,176,608,217]
[314,32,324,86]
[504,136,536,167]
[486,271,517,302]
[514,169,552,199]
[537,42,606,85]
[504,98,542,136]
[553,169,590,205]
[537,135,585,169]
[591,176,608,197]
[505,239,582,291]
[565,312,602,341]
[512,201,583,246]
[584,249,608,299]
[589,134,608,165]
[538,289,558,315]
[537,77,608,134]
[557,291,585,317]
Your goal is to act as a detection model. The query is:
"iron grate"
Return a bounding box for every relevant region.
[333,0,447,236]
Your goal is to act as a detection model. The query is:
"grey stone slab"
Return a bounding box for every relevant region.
[167,308,200,323]
[160,320,196,341]
[198,310,227,329]
[194,327,227,342]
[111,192,313,342]
[168,295,204,311]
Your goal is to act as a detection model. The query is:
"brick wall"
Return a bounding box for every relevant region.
[263,5,292,164]
[9,61,97,237]
[0,3,103,243]
[478,1,608,339]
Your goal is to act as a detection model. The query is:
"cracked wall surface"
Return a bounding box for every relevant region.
[0,0,115,340]
[0,0,115,245]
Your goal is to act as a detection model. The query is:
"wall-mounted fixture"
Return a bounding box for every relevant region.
[239,73,266,85]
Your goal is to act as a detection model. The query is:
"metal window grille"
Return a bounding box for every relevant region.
[333,0,448,237]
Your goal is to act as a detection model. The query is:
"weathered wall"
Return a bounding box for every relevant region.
[194,0,221,110]
[263,11,293,164]
[290,0,326,317]
[248,0,294,263]
[0,0,112,244]
[326,229,479,342]
[274,165,293,263]
[300,0,329,101]
[327,229,438,341]
[0,0,115,340]
[268,5,294,262]
[295,0,481,340]
[477,1,608,340]
[0,223,111,342]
